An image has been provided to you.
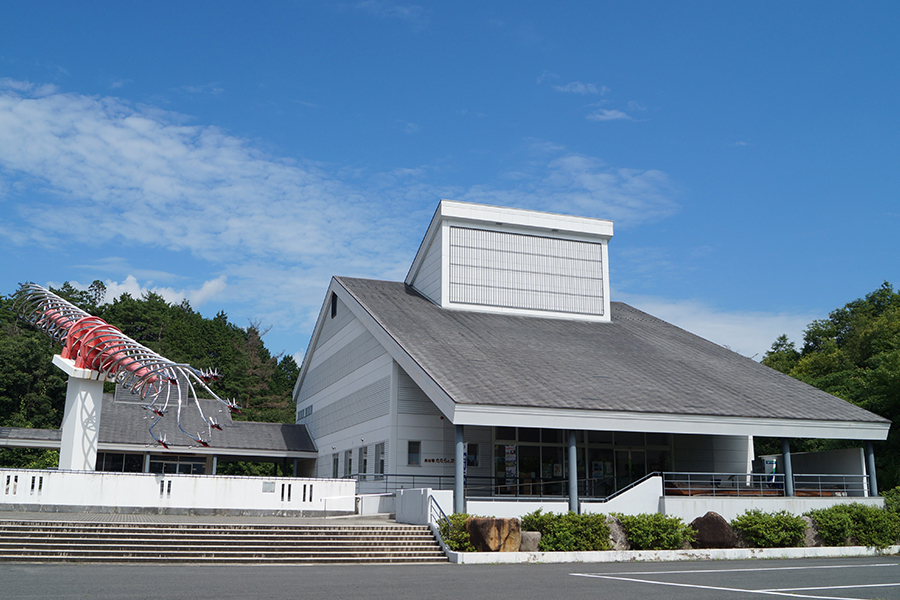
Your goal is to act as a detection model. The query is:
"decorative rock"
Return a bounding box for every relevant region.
[606,516,630,551]
[466,517,522,552]
[519,530,541,552]
[803,515,823,547]
[691,511,738,549]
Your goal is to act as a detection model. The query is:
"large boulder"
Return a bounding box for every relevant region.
[803,515,823,547]
[606,516,630,550]
[519,530,541,552]
[691,511,738,548]
[466,517,521,552]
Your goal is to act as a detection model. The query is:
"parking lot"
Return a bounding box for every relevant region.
[2,556,899,600]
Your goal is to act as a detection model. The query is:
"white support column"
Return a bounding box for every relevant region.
[52,355,106,471]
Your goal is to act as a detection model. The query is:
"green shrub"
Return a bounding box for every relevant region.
[806,507,853,546]
[438,512,476,552]
[521,509,611,552]
[731,509,806,548]
[615,513,695,550]
[825,503,900,549]
[882,486,900,516]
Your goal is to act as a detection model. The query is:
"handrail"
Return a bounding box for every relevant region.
[584,471,661,503]
[429,493,452,536]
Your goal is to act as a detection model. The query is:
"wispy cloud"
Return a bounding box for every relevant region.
[587,108,632,122]
[178,83,225,95]
[0,82,419,333]
[457,142,678,226]
[617,293,816,360]
[353,1,427,28]
[0,82,679,347]
[552,81,608,95]
[396,120,420,134]
[536,70,558,84]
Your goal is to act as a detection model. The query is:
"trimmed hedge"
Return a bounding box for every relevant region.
[615,512,695,550]
[731,509,806,548]
[438,512,476,552]
[521,509,611,551]
[808,503,900,549]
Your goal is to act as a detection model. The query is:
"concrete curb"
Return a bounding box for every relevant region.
[444,544,900,564]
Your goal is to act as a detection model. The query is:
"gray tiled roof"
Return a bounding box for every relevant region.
[337,277,889,425]
[0,427,61,442]
[99,395,316,453]
[0,398,315,454]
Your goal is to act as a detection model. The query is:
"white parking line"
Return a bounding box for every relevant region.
[765,583,900,593]
[571,573,862,600]
[595,563,898,576]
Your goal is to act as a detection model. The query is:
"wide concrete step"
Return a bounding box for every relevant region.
[0,554,448,564]
[0,520,448,564]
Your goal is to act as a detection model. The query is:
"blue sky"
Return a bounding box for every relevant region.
[1,2,898,362]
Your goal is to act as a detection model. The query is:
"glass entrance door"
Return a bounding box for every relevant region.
[614,449,646,491]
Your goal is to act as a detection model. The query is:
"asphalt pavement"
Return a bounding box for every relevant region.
[2,556,900,600]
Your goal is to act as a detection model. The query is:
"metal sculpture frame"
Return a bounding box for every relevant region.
[13,283,241,449]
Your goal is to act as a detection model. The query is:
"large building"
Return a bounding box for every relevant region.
[292,200,890,513]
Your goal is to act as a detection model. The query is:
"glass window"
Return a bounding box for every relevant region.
[332,454,339,479]
[359,446,368,475]
[616,431,645,446]
[495,427,516,441]
[519,428,540,443]
[124,454,144,472]
[344,450,353,476]
[407,441,421,466]
[374,443,385,475]
[541,429,562,444]
[588,431,613,444]
[646,433,670,446]
[466,443,479,467]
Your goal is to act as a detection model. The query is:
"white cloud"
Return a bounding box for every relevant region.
[458,146,678,226]
[353,1,427,27]
[67,275,228,307]
[536,70,558,84]
[587,108,632,122]
[0,82,680,350]
[552,82,608,95]
[0,78,58,97]
[618,293,815,360]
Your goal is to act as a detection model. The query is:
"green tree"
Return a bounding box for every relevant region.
[0,283,299,466]
[761,282,900,488]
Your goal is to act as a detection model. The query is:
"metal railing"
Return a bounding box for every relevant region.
[352,470,872,500]
[663,472,869,497]
[664,471,786,497]
[793,474,869,497]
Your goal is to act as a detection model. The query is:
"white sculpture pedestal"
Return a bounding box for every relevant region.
[52,355,106,471]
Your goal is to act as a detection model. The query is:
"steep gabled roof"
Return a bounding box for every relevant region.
[334,276,890,439]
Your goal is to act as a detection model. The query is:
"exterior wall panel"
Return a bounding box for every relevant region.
[448,226,604,316]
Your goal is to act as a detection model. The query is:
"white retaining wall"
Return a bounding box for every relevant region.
[395,488,454,525]
[0,468,356,514]
[662,495,885,522]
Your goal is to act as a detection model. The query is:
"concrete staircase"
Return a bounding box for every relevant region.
[0,520,448,564]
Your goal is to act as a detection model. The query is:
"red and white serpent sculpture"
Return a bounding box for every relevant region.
[12,283,241,448]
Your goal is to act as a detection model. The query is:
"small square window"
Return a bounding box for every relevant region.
[407,441,421,466]
[466,443,479,467]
